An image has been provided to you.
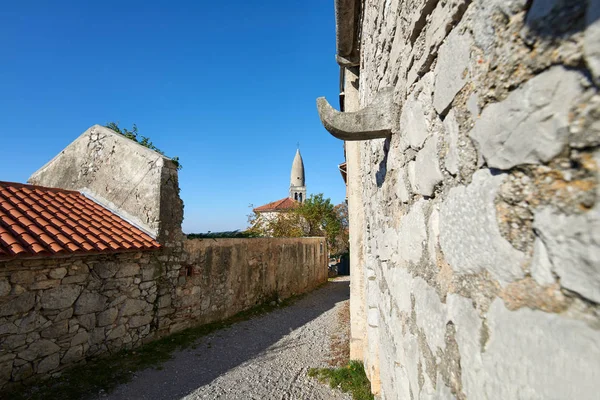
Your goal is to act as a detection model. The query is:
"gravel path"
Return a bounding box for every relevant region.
[99,277,351,400]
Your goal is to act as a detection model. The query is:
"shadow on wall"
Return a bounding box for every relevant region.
[103,280,350,400]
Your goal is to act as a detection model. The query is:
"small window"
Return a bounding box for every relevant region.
[294,193,298,200]
[299,193,303,202]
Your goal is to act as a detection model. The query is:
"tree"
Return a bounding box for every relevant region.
[331,202,349,255]
[104,122,181,170]
[245,194,345,253]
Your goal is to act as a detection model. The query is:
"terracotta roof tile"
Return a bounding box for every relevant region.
[253,197,299,213]
[0,181,161,260]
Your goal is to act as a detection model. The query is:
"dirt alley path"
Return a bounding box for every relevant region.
[98,277,351,400]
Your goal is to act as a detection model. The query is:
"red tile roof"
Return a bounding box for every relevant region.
[253,197,299,213]
[0,181,161,260]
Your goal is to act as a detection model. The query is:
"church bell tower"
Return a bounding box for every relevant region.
[289,149,306,203]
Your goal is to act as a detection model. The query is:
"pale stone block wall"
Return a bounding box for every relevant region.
[346,0,600,398]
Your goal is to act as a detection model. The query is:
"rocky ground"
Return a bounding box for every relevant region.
[98,277,351,400]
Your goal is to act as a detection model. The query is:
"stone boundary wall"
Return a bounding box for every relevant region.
[344,0,600,399]
[0,237,327,389]
[169,237,329,333]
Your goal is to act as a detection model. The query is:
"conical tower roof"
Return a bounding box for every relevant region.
[290,149,305,187]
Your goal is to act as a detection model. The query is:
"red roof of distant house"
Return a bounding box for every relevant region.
[253,197,299,213]
[0,181,161,260]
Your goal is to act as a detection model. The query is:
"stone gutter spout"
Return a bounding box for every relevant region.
[316,87,397,141]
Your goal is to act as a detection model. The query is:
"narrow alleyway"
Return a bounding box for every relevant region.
[98,277,351,400]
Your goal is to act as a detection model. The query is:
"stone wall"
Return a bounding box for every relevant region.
[331,0,600,398]
[29,125,183,241]
[0,237,327,389]
[169,237,329,333]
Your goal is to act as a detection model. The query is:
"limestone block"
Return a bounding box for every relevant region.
[0,321,17,336]
[62,274,88,285]
[40,285,82,310]
[443,109,460,175]
[36,353,59,374]
[412,136,443,196]
[61,345,83,364]
[397,200,427,265]
[0,280,10,297]
[30,279,60,290]
[120,299,148,316]
[533,207,600,303]
[396,169,410,203]
[78,313,96,330]
[18,312,49,334]
[97,307,118,326]
[530,238,555,286]
[115,263,140,278]
[0,292,36,316]
[48,267,67,280]
[106,325,127,340]
[0,360,13,382]
[10,270,35,285]
[414,278,447,352]
[4,334,26,350]
[317,88,398,141]
[128,315,153,328]
[12,362,33,381]
[586,0,600,83]
[474,299,600,399]
[54,308,73,322]
[433,28,473,113]
[74,292,107,315]
[18,340,60,361]
[94,263,119,279]
[471,0,528,54]
[470,67,585,170]
[70,331,89,347]
[439,170,525,285]
[400,91,429,150]
[41,320,69,339]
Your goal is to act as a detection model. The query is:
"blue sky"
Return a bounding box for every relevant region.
[0,1,346,233]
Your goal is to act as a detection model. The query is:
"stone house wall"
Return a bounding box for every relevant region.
[329,0,600,399]
[0,237,327,389]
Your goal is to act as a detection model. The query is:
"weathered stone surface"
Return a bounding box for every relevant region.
[94,263,119,279]
[0,280,11,297]
[585,0,600,83]
[36,353,59,374]
[48,267,68,280]
[61,345,83,364]
[474,299,600,399]
[18,312,49,334]
[121,299,148,316]
[18,340,60,361]
[70,331,89,346]
[158,295,171,309]
[0,292,36,316]
[0,360,13,382]
[0,321,18,336]
[396,169,410,203]
[10,270,35,285]
[128,315,153,328]
[74,292,107,315]
[106,325,127,340]
[115,263,140,278]
[534,207,600,303]
[30,279,61,290]
[41,320,69,339]
[317,88,398,141]
[443,109,459,175]
[470,67,585,170]
[40,285,82,310]
[62,274,89,285]
[440,170,525,284]
[12,362,33,381]
[97,307,118,327]
[433,28,473,113]
[400,80,432,150]
[412,136,443,196]
[78,313,96,330]
[530,238,555,286]
[397,200,427,265]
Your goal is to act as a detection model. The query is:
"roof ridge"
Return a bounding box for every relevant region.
[0,181,81,195]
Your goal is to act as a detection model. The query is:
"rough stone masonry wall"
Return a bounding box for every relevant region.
[169,237,328,333]
[0,237,327,389]
[353,1,600,399]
